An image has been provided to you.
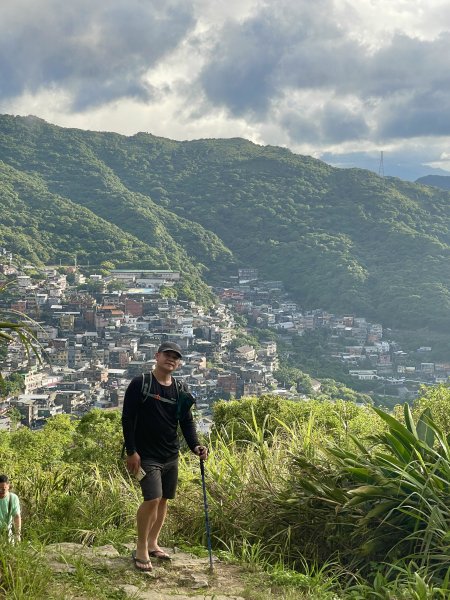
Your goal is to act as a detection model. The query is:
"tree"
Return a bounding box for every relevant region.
[106,279,127,292]
[7,407,22,431]
[0,373,25,399]
[409,383,450,433]
[229,333,260,351]
[66,409,122,467]
[100,261,116,272]
[160,285,177,299]
[80,280,105,294]
[65,272,76,284]
[274,366,314,395]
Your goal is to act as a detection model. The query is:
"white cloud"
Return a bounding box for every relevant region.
[1,0,450,179]
[0,0,195,108]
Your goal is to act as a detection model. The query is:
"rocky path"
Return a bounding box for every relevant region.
[44,543,250,600]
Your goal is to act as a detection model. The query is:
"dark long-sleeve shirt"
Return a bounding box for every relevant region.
[121,374,199,462]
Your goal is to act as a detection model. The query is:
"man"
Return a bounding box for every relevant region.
[122,341,207,572]
[0,474,21,543]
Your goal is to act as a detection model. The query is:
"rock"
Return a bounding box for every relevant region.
[191,575,209,589]
[46,560,76,574]
[45,542,120,559]
[42,542,248,600]
[44,542,128,573]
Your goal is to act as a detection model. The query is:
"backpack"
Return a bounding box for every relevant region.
[121,372,196,458]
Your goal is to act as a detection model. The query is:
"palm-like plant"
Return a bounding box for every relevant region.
[334,405,450,578]
[0,317,40,353]
[0,283,43,380]
[289,404,450,583]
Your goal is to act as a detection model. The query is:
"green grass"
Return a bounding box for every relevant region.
[1,394,450,598]
[0,541,52,599]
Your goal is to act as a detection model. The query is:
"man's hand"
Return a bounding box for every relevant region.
[126,452,141,475]
[194,445,208,460]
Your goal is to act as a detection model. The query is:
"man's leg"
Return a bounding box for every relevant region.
[147,459,178,557]
[136,498,160,566]
[147,497,168,553]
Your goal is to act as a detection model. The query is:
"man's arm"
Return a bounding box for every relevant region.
[13,513,21,542]
[11,495,21,542]
[179,408,208,459]
[121,377,142,474]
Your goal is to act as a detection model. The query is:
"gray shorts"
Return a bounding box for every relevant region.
[139,458,179,501]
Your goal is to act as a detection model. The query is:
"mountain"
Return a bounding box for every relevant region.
[2,114,450,330]
[416,175,450,191]
[0,116,235,305]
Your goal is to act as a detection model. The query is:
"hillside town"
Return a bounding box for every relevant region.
[0,248,446,431]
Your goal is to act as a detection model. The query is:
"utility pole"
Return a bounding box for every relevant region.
[378,151,385,177]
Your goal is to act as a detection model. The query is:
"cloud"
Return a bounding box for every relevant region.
[198,17,283,116]
[1,0,450,180]
[0,0,195,110]
[376,90,450,139]
[278,92,370,145]
[199,0,354,117]
[196,1,450,146]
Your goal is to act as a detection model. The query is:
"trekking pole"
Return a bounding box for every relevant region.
[200,458,213,572]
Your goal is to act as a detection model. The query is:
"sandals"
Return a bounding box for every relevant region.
[132,550,153,572]
[149,549,171,561]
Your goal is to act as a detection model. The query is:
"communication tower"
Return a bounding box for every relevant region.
[378,151,385,177]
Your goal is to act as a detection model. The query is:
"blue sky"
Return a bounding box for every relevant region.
[1,0,450,181]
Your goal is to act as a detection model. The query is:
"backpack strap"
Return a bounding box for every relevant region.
[141,372,153,403]
[141,372,183,406]
[141,374,194,418]
[6,494,13,532]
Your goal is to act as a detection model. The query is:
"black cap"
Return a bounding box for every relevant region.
[157,341,183,358]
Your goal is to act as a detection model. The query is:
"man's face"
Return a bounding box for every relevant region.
[0,483,10,499]
[155,350,181,372]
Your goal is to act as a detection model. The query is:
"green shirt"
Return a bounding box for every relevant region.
[0,492,20,533]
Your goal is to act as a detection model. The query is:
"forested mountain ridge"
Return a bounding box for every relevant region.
[0,116,235,304]
[416,174,450,191]
[2,114,450,329]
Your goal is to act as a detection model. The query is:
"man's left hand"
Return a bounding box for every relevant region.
[194,445,208,460]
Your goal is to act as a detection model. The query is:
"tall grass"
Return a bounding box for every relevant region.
[0,539,51,599]
[10,463,139,546]
[173,403,450,595]
[173,406,339,565]
[0,399,449,598]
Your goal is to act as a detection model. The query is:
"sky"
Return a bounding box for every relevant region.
[1,0,450,181]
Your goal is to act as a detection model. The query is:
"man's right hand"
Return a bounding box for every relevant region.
[126,452,141,475]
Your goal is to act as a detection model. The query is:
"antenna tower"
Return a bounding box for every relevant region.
[378,151,385,177]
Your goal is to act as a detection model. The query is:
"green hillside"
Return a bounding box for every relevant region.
[2,114,450,328]
[0,117,236,304]
[416,174,450,191]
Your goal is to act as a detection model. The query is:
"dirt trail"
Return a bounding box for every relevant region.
[44,543,250,599]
